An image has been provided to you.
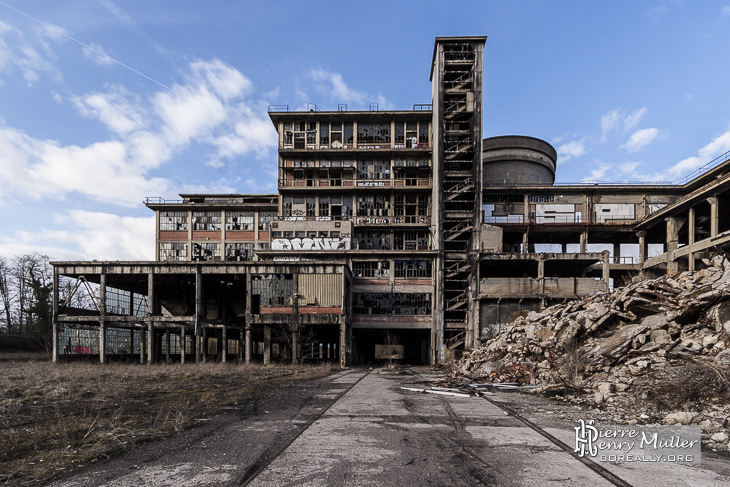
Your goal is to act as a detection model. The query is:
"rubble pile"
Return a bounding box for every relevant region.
[457,255,730,450]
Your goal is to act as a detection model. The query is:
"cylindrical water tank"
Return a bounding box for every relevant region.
[482,135,557,186]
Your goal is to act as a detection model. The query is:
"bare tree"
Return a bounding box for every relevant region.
[0,256,12,332]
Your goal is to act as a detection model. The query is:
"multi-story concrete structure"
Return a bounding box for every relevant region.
[51,36,730,367]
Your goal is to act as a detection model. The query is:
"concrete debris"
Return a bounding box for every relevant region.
[457,255,730,450]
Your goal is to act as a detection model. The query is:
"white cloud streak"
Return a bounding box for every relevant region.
[622,127,660,152]
[557,140,586,164]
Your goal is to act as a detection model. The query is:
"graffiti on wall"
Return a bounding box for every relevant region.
[271,238,351,251]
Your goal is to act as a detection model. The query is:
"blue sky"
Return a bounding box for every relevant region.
[1,1,730,261]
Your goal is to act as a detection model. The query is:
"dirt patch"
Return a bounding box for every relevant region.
[0,361,337,486]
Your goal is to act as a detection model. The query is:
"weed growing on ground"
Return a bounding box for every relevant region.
[0,361,336,485]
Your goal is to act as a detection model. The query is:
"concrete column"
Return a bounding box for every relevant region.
[245,272,252,364]
[140,327,145,363]
[238,327,244,363]
[147,272,154,364]
[292,272,299,364]
[602,252,610,292]
[666,217,681,275]
[52,267,59,364]
[709,196,719,238]
[180,325,186,364]
[147,321,154,364]
[688,207,696,246]
[636,231,647,265]
[339,321,347,368]
[522,231,529,254]
[263,325,271,365]
[245,325,252,364]
[99,272,106,364]
[195,266,203,364]
[222,325,228,363]
[165,328,170,364]
[202,327,208,363]
[523,194,530,223]
[579,231,588,253]
[614,243,621,265]
[129,328,134,361]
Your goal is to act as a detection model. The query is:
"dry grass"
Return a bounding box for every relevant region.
[0,360,337,485]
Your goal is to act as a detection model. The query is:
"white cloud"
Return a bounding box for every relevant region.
[621,127,660,152]
[0,211,155,261]
[581,162,613,182]
[557,140,586,164]
[82,42,115,66]
[600,107,647,140]
[72,87,148,134]
[0,20,61,84]
[663,129,730,180]
[309,68,366,106]
[0,58,278,208]
[723,6,730,17]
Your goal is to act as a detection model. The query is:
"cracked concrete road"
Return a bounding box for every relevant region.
[49,368,730,487]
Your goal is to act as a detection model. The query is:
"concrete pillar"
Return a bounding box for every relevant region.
[688,207,696,246]
[180,325,186,364]
[245,273,252,364]
[202,327,208,363]
[636,231,647,264]
[147,272,154,364]
[602,252,610,292]
[263,325,271,365]
[140,327,145,364]
[339,321,347,368]
[52,267,59,364]
[147,321,154,364]
[522,231,529,254]
[165,328,170,364]
[709,196,719,238]
[666,217,680,275]
[195,266,203,364]
[129,328,135,361]
[291,326,298,365]
[222,326,228,363]
[99,272,106,364]
[238,327,244,363]
[579,231,588,253]
[245,325,252,364]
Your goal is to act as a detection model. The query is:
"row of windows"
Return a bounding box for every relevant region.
[271,231,341,239]
[159,211,277,231]
[352,293,432,315]
[158,242,268,262]
[352,260,432,278]
[283,121,430,149]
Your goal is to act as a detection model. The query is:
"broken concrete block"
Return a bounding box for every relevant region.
[641,313,670,330]
[650,329,672,346]
[701,419,724,434]
[714,349,730,367]
[664,412,700,425]
[703,335,719,348]
[710,432,729,443]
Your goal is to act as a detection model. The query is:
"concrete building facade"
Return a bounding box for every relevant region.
[51,37,730,367]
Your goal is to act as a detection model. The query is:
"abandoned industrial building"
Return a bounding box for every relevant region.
[51,36,730,367]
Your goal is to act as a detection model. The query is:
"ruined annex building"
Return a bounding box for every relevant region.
[51,37,730,367]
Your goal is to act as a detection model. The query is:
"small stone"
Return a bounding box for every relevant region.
[664,411,699,425]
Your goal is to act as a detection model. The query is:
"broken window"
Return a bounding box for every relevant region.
[352,261,391,278]
[226,211,254,231]
[160,211,188,231]
[394,260,432,278]
[192,211,221,231]
[419,123,430,146]
[393,230,429,250]
[394,195,429,223]
[357,159,390,180]
[320,123,329,146]
[344,122,353,147]
[192,242,220,261]
[357,122,391,146]
[225,242,254,261]
[355,230,391,250]
[356,194,390,217]
[352,293,431,315]
[251,274,293,307]
[258,211,277,230]
[159,242,188,262]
